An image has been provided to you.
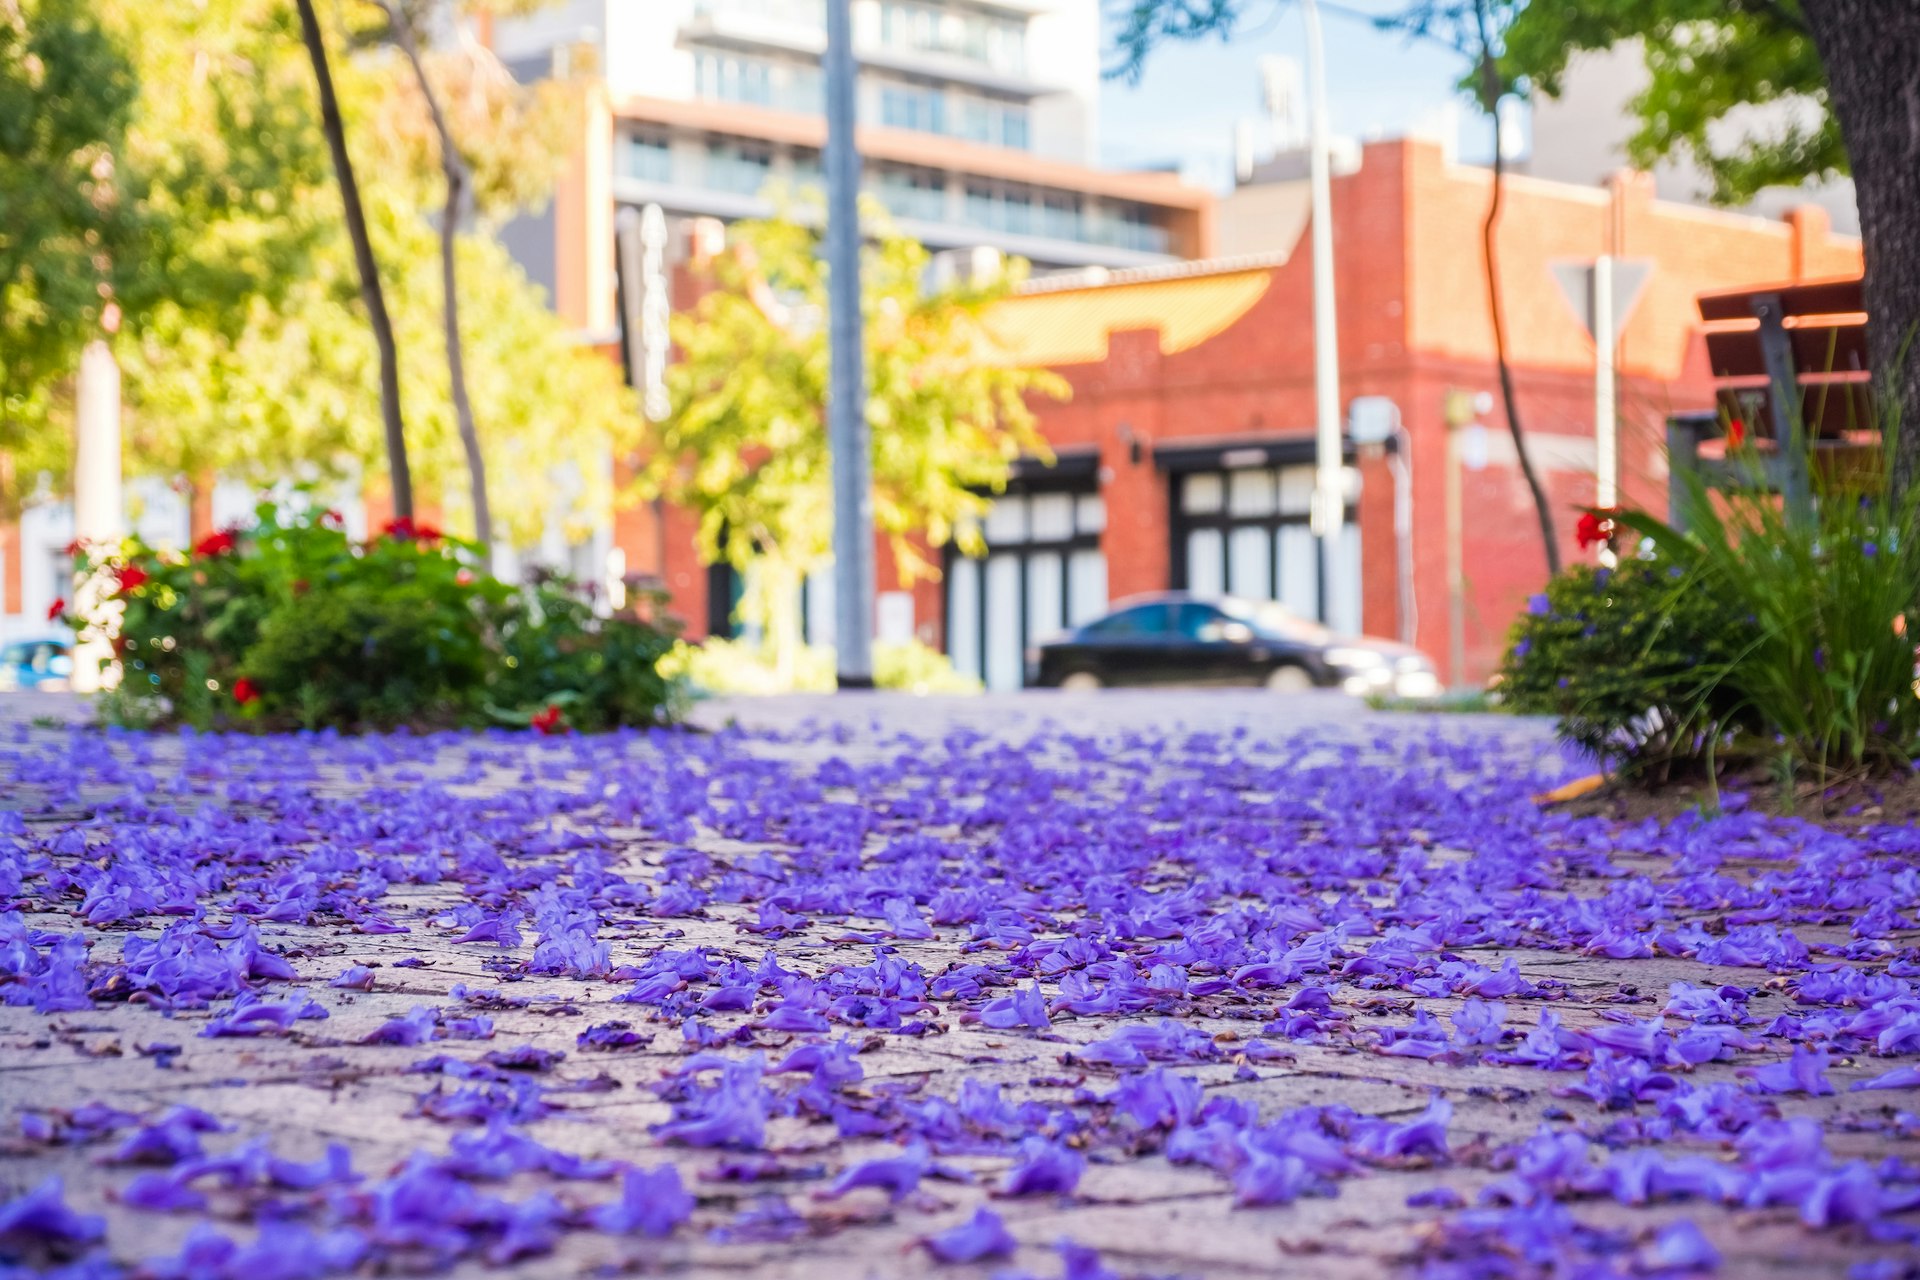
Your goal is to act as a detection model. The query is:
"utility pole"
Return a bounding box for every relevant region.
[824,0,875,688]
[1298,0,1345,597]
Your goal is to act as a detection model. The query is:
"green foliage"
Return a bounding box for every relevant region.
[1105,0,1242,80]
[0,0,141,499]
[491,581,683,732]
[662,637,980,697]
[1615,446,1920,780]
[72,503,678,732]
[8,0,631,549]
[648,201,1065,667]
[1498,552,1747,779]
[1501,0,1841,204]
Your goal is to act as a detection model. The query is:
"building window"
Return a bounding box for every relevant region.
[869,164,947,223]
[1171,464,1357,627]
[880,82,946,134]
[878,0,1026,75]
[705,138,774,195]
[947,478,1106,691]
[693,49,820,113]
[962,180,1038,237]
[618,130,672,184]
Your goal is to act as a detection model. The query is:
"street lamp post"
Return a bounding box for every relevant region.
[824,0,875,688]
[1300,0,1344,581]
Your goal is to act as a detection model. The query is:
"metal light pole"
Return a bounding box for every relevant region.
[824,0,875,688]
[1299,0,1344,598]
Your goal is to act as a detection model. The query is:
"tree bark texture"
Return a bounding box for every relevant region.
[1800,0,1920,501]
[384,5,493,559]
[294,0,413,521]
[1482,99,1562,576]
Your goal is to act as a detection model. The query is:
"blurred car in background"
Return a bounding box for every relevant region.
[1029,593,1439,696]
[0,637,75,692]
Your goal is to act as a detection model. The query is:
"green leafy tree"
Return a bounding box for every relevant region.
[1500,0,1920,504]
[646,204,1067,678]
[357,0,583,560]
[0,0,141,514]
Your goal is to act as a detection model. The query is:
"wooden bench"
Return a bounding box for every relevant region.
[1668,276,1881,527]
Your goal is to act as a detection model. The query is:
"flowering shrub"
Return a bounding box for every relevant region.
[70,505,678,732]
[490,582,683,733]
[1614,457,1920,780]
[1497,552,1748,780]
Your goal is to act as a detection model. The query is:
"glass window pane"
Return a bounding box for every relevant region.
[1075,492,1105,534]
[983,553,1022,690]
[947,556,980,680]
[1278,524,1319,620]
[1068,548,1107,623]
[1329,523,1363,634]
[1186,528,1224,596]
[1228,468,1277,517]
[1228,525,1272,600]
[1026,551,1063,643]
[983,494,1027,544]
[1029,492,1072,541]
[1278,467,1315,516]
[1181,473,1223,515]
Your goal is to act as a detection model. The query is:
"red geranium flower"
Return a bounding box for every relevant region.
[1575,509,1617,551]
[414,523,443,542]
[530,704,565,735]
[1726,418,1746,448]
[194,529,237,557]
[382,516,416,541]
[46,598,66,622]
[232,678,260,706]
[115,563,150,594]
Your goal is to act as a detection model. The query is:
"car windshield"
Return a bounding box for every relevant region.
[1218,597,1330,644]
[1,643,31,666]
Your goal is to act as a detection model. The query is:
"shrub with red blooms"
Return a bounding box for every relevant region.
[69,502,679,733]
[1574,509,1617,552]
[46,598,65,622]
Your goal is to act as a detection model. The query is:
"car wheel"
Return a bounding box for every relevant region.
[1059,671,1103,692]
[1265,665,1313,694]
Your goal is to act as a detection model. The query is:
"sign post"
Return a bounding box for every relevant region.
[1551,257,1651,531]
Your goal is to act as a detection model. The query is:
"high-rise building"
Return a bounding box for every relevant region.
[493,0,1215,339]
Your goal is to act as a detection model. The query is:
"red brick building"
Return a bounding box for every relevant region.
[638,137,1862,686]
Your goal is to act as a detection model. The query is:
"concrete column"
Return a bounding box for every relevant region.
[72,340,123,693]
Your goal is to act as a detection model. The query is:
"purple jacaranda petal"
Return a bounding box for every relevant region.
[1642,1219,1719,1271]
[590,1166,694,1236]
[823,1147,930,1202]
[119,1170,209,1213]
[1852,1066,1920,1092]
[978,981,1050,1031]
[999,1137,1085,1197]
[1740,1045,1836,1097]
[329,965,375,991]
[654,1059,769,1149]
[923,1207,1017,1263]
[0,1177,103,1247]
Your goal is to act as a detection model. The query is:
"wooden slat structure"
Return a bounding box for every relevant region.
[1670,275,1878,529]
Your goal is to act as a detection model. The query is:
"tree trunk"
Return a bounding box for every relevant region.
[1471,3,1559,577]
[384,6,493,562]
[187,471,215,543]
[293,0,413,521]
[1799,1,1920,503]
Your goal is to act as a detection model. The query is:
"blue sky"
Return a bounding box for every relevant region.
[1097,0,1500,190]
